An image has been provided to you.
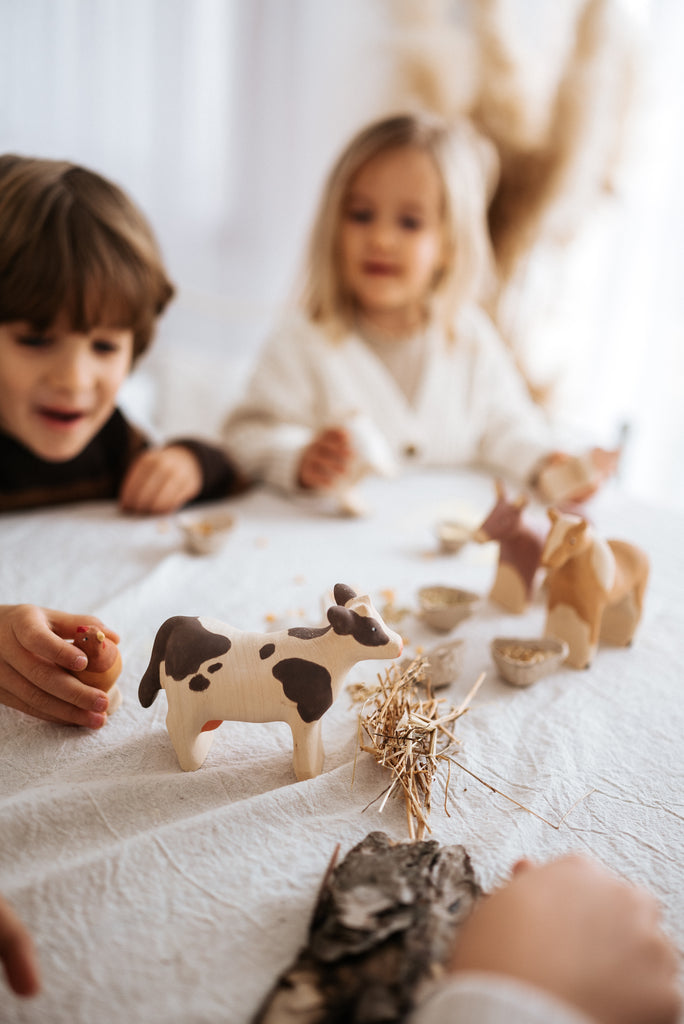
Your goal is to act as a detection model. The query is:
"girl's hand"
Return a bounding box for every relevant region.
[298,428,354,490]
[0,893,40,997]
[0,605,119,727]
[537,447,620,505]
[449,855,681,1024]
[119,446,203,513]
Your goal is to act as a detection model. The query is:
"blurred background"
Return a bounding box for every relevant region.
[1,0,682,508]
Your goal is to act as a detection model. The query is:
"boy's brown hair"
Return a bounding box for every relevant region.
[0,154,174,360]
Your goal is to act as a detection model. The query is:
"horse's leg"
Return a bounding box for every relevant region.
[289,720,324,781]
[545,603,597,669]
[600,571,649,646]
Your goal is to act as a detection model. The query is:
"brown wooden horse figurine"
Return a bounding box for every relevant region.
[473,480,546,613]
[541,508,649,669]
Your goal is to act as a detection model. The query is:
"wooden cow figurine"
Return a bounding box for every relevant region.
[138,584,403,780]
[473,480,546,613]
[72,626,123,712]
[541,509,649,669]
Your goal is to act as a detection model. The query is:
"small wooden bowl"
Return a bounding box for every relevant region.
[179,511,235,555]
[398,638,464,690]
[491,636,569,687]
[425,638,465,688]
[436,520,472,554]
[418,585,480,632]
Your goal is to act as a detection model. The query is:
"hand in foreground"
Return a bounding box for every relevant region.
[298,427,354,490]
[449,855,681,1024]
[538,447,620,505]
[0,605,119,727]
[0,894,40,997]
[119,445,203,513]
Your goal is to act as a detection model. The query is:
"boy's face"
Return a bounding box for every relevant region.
[0,318,133,462]
[339,145,445,338]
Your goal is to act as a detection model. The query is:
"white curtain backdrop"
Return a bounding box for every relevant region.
[0,0,681,507]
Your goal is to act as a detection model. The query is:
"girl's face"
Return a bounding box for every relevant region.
[0,316,133,461]
[339,145,445,337]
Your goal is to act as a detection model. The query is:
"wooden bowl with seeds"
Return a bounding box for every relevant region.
[491,636,569,687]
[418,585,481,632]
[436,520,472,554]
[178,510,235,555]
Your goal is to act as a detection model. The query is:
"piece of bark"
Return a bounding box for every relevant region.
[253,831,483,1024]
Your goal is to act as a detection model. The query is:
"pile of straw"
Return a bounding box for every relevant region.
[351,657,484,840]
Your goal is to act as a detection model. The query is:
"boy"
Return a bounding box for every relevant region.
[0,154,240,723]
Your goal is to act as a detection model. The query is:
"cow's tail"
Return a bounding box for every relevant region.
[138,616,181,707]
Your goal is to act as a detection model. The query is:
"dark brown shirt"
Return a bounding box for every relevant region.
[0,408,240,512]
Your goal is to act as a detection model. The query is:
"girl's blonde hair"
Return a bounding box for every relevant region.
[301,112,496,337]
[0,154,174,360]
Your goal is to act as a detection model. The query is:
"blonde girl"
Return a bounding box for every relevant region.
[223,113,614,500]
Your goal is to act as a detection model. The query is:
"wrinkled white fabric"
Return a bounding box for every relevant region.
[1,469,682,1024]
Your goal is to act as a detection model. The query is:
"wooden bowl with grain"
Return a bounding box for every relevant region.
[491,636,569,687]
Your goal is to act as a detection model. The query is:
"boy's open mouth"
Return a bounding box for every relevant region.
[37,407,87,425]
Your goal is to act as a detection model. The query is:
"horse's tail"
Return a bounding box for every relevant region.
[138,616,183,707]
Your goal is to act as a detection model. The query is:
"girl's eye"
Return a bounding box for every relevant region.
[400,215,422,231]
[347,207,373,224]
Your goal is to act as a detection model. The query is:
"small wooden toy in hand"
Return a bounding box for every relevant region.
[72,626,123,712]
[300,412,397,516]
[138,584,403,780]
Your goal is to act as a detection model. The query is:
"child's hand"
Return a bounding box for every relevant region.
[298,428,354,490]
[119,446,203,513]
[0,605,119,727]
[449,854,681,1024]
[0,893,40,997]
[537,447,620,505]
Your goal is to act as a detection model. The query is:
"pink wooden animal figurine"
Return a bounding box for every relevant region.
[541,509,649,669]
[72,625,123,712]
[473,480,546,613]
[138,584,403,780]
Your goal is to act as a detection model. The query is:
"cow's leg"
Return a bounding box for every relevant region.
[165,698,216,771]
[289,720,324,781]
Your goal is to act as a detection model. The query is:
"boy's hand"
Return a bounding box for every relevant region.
[0,606,119,727]
[298,428,354,490]
[0,894,40,997]
[449,855,681,1024]
[119,446,203,513]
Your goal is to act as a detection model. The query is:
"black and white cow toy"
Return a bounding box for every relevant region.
[138,584,403,780]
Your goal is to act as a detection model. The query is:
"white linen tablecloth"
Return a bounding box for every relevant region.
[1,469,682,1023]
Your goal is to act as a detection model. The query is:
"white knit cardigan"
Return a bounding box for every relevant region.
[222,306,562,493]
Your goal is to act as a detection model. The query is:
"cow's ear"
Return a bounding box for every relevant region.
[334,583,356,607]
[327,606,353,635]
